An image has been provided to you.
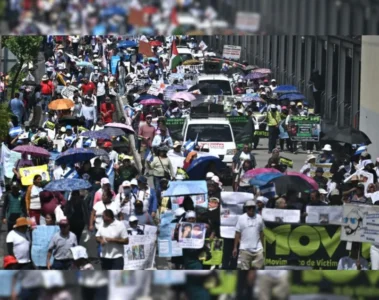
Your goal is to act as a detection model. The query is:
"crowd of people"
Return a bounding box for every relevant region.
[0,34,376,289]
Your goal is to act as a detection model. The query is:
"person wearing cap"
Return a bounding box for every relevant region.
[126,215,144,235]
[300,154,316,177]
[70,246,94,270]
[318,188,329,204]
[169,141,184,157]
[6,217,32,270]
[256,196,269,215]
[100,96,115,124]
[317,144,334,163]
[233,200,265,270]
[47,219,77,270]
[91,185,119,229]
[115,157,138,192]
[96,209,128,270]
[206,172,215,181]
[312,167,328,190]
[115,181,137,221]
[269,79,277,91]
[267,102,282,154]
[2,181,27,232]
[80,95,97,129]
[64,124,77,148]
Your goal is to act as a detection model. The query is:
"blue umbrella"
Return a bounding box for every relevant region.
[242,93,264,103]
[186,156,227,180]
[100,6,127,17]
[55,148,96,166]
[81,130,111,140]
[76,61,94,68]
[249,172,284,186]
[279,93,306,101]
[273,85,299,94]
[162,180,207,197]
[117,40,137,48]
[44,178,92,192]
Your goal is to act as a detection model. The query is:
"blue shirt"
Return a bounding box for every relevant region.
[9,98,24,117]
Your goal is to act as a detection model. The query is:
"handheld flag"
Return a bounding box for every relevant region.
[260,183,276,199]
[144,148,154,163]
[169,39,181,72]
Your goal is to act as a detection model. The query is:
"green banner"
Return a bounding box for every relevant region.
[291,271,379,299]
[228,116,254,149]
[254,130,269,138]
[288,116,321,142]
[264,223,371,270]
[165,118,185,142]
[201,238,224,266]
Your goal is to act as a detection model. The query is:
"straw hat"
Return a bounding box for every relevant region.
[13,217,30,228]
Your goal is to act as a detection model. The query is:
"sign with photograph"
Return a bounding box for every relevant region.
[262,208,300,223]
[124,234,156,270]
[178,222,206,249]
[288,116,321,142]
[306,206,343,225]
[19,164,50,186]
[222,45,242,61]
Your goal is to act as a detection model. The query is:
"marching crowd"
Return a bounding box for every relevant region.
[0,35,377,292]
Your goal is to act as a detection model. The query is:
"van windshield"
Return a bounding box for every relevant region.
[186,124,233,142]
[198,80,232,95]
[179,53,193,62]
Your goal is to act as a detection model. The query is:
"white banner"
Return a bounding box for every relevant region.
[220,191,253,238]
[235,12,261,32]
[178,222,206,249]
[341,204,379,243]
[124,234,156,270]
[61,85,78,100]
[222,45,242,61]
[262,208,300,223]
[306,206,343,225]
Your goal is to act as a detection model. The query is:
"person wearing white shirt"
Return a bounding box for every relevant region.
[300,154,316,177]
[90,190,121,232]
[233,200,265,270]
[115,181,137,221]
[337,242,369,270]
[54,164,72,180]
[256,270,290,300]
[96,209,129,270]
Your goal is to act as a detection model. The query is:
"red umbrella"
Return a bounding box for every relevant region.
[13,145,50,157]
[143,6,159,14]
[104,123,135,134]
[150,40,162,47]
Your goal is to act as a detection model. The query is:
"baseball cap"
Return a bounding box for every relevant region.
[129,216,138,222]
[318,188,328,195]
[59,219,69,226]
[65,125,72,130]
[256,196,268,204]
[290,101,296,106]
[137,175,147,184]
[185,211,196,219]
[103,141,112,148]
[271,79,276,82]
[206,172,215,179]
[122,181,131,187]
[101,177,110,185]
[209,197,220,203]
[175,207,186,217]
[330,189,340,196]
[131,178,138,186]
[244,200,256,207]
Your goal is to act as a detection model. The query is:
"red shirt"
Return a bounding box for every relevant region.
[81,82,96,95]
[40,81,54,95]
[100,102,115,124]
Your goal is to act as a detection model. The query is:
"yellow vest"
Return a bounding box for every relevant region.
[267,111,282,126]
[209,271,238,295]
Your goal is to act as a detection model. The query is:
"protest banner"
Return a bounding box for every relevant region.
[108,271,146,300]
[264,222,370,270]
[31,225,60,267]
[220,191,253,238]
[291,271,379,299]
[201,238,224,266]
[222,45,242,60]
[306,206,343,225]
[158,212,183,257]
[341,204,379,244]
[262,208,300,223]
[279,157,293,168]
[153,271,186,285]
[124,234,156,270]
[235,12,261,32]
[254,127,269,138]
[19,164,50,186]
[228,116,253,148]
[288,116,321,142]
[178,222,206,249]
[61,85,78,99]
[310,162,333,178]
[165,118,185,141]
[1,143,22,179]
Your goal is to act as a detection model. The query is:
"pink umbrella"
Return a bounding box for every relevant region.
[13,145,50,157]
[105,123,135,134]
[242,168,281,179]
[286,171,319,190]
[140,99,164,106]
[252,68,272,74]
[172,91,196,102]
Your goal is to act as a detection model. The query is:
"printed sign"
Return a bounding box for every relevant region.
[178,222,206,249]
[288,116,321,142]
[124,234,156,270]
[262,208,300,223]
[1,143,22,179]
[201,238,224,266]
[222,45,242,61]
[153,271,186,285]
[61,85,78,99]
[306,206,343,225]
[235,12,261,32]
[254,130,269,138]
[32,225,60,267]
[264,222,371,270]
[341,204,379,244]
[19,164,50,186]
[279,157,293,168]
[158,212,183,257]
[165,118,185,141]
[310,162,332,178]
[108,271,146,300]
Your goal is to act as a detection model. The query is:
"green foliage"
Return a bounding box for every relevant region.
[0,103,10,142]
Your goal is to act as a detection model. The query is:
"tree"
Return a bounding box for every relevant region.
[4,36,43,97]
[0,104,10,143]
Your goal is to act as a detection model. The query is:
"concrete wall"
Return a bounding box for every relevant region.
[359,36,379,160]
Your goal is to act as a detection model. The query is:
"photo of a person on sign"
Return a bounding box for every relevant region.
[191,224,204,239]
[181,224,192,239]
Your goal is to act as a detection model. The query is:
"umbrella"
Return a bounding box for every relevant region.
[150,40,162,47]
[241,93,265,103]
[162,180,207,197]
[322,128,371,145]
[140,99,164,106]
[242,168,281,179]
[55,148,96,166]
[279,93,306,101]
[244,65,259,71]
[13,145,50,157]
[81,130,111,140]
[172,92,196,102]
[244,72,266,80]
[170,85,188,91]
[58,116,85,127]
[105,123,135,134]
[136,94,160,101]
[44,178,92,192]
[101,127,126,137]
[286,171,319,190]
[249,173,284,186]
[48,99,74,111]
[88,147,109,157]
[186,156,227,181]
[117,40,137,48]
[273,85,299,94]
[75,61,94,68]
[23,80,38,86]
[252,68,272,74]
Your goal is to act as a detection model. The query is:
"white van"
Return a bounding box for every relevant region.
[197,74,234,96]
[182,117,237,166]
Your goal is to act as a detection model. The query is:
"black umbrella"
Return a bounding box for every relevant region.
[322,128,371,145]
[23,80,38,86]
[58,116,85,127]
[101,127,126,137]
[271,175,313,195]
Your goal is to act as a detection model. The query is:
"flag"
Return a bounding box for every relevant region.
[144,148,154,163]
[184,134,198,154]
[169,40,181,72]
[170,7,179,26]
[260,183,276,199]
